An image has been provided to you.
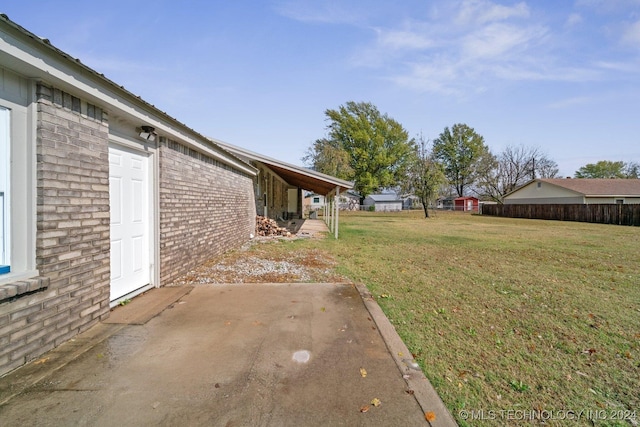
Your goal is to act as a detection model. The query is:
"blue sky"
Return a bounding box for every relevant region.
[3,0,639,177]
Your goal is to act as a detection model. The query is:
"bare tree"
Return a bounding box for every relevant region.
[476,145,558,203]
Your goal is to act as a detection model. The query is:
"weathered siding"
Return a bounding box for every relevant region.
[158,140,256,284]
[0,84,110,376]
[505,181,583,204]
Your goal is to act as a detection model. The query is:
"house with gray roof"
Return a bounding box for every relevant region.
[363,194,403,212]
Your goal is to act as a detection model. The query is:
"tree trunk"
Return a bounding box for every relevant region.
[421,197,430,218]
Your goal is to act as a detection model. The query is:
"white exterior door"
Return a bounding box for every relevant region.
[109,144,151,301]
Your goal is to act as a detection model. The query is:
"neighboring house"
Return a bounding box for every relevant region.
[454,196,479,212]
[301,193,325,218]
[338,190,361,211]
[0,16,351,376]
[363,194,403,212]
[504,179,640,205]
[436,197,455,210]
[304,193,326,211]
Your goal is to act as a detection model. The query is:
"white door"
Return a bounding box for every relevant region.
[109,144,151,301]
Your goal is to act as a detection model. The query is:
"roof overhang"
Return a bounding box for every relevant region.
[212,140,353,196]
[0,15,257,177]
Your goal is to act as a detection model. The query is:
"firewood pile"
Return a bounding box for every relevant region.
[256,216,291,237]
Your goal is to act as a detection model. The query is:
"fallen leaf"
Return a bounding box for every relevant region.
[34,357,50,365]
[371,398,381,407]
[360,405,370,413]
[398,352,404,357]
[406,389,415,395]
[360,367,367,378]
[320,307,326,312]
[425,411,437,422]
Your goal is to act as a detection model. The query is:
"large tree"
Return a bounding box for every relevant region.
[432,123,490,197]
[575,160,639,179]
[399,136,445,218]
[302,138,353,180]
[305,101,415,197]
[476,145,559,203]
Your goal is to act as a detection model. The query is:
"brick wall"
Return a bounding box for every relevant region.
[158,140,256,284]
[0,84,110,376]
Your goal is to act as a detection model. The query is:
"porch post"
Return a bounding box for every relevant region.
[334,186,340,239]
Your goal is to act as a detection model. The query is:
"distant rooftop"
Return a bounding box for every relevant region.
[537,178,640,196]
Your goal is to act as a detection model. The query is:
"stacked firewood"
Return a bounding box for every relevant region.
[255,216,291,237]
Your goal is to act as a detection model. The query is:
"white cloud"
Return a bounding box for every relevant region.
[547,96,592,109]
[594,60,639,72]
[455,0,529,26]
[575,0,640,13]
[378,28,435,50]
[621,19,640,45]
[390,59,462,95]
[461,23,547,59]
[273,0,364,25]
[565,13,583,27]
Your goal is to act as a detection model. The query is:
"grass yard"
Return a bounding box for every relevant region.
[263,210,639,426]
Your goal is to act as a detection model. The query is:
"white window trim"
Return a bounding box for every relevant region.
[1,107,9,271]
[0,78,38,285]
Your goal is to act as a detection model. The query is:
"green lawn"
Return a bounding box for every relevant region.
[280,210,639,426]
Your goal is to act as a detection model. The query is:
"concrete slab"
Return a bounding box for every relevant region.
[297,219,329,238]
[104,286,194,325]
[0,283,456,426]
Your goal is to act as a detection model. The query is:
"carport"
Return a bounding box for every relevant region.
[213,140,353,238]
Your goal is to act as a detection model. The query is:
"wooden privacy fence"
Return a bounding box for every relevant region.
[481,204,640,226]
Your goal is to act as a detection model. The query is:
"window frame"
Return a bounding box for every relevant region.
[0,73,38,285]
[0,106,9,273]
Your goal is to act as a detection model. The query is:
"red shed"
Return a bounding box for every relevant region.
[454,197,479,212]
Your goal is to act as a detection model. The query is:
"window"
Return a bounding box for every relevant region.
[313,197,320,203]
[0,69,38,285]
[615,199,624,205]
[0,106,8,274]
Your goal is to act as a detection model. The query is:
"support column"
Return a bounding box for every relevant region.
[334,187,340,239]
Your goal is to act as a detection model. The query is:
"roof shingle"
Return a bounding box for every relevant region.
[538,179,640,196]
